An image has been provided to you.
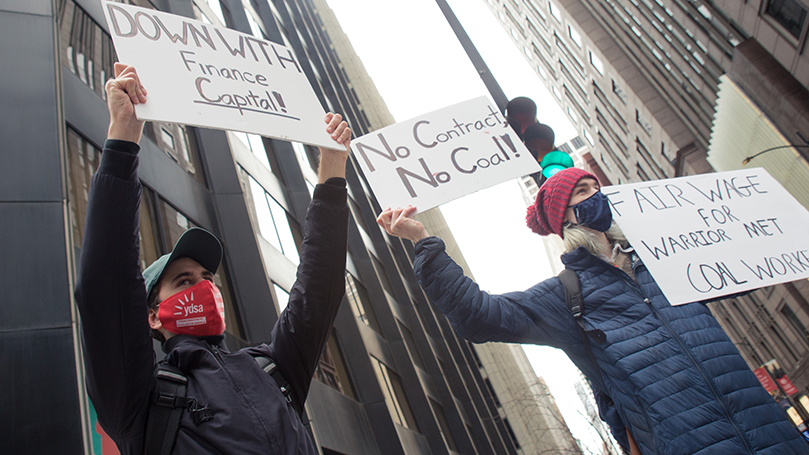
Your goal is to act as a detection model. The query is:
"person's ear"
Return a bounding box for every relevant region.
[148,308,163,331]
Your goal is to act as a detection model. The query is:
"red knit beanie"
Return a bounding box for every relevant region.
[526,168,599,237]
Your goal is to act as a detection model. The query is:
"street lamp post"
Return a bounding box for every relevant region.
[741,145,809,165]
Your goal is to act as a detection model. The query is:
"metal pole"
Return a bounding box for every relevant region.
[433,0,509,112]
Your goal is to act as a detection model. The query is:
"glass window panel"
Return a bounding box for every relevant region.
[267,195,300,265]
[247,175,282,251]
[590,52,604,75]
[159,199,197,249]
[245,8,264,37]
[371,358,419,430]
[273,282,290,312]
[57,0,116,99]
[143,122,204,183]
[234,131,273,171]
[314,332,357,399]
[345,272,381,332]
[200,0,227,24]
[766,0,808,39]
[568,25,582,47]
[548,1,561,21]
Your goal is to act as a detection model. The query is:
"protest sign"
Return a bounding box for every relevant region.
[101,1,336,149]
[351,97,541,212]
[605,168,809,305]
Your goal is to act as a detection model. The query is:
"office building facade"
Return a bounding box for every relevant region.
[2,0,542,453]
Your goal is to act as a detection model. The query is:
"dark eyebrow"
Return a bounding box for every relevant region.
[171,271,194,285]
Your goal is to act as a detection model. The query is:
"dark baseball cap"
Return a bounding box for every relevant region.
[143,227,223,300]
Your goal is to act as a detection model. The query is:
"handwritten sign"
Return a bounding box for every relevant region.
[605,168,809,305]
[102,1,335,149]
[351,97,541,212]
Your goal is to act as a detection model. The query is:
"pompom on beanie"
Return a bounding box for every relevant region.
[526,168,599,237]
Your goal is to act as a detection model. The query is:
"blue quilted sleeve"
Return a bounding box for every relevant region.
[413,236,571,345]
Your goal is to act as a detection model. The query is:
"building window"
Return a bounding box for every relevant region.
[612,79,627,104]
[57,0,116,99]
[636,109,653,136]
[242,171,300,264]
[503,418,521,449]
[273,282,290,312]
[765,0,808,39]
[399,322,425,369]
[197,0,228,25]
[245,8,265,38]
[345,272,381,332]
[548,1,562,22]
[568,25,582,48]
[781,304,809,346]
[371,358,419,430]
[143,122,204,183]
[583,129,594,146]
[483,378,501,408]
[429,400,459,452]
[232,131,273,172]
[567,106,579,123]
[314,332,356,399]
[589,52,604,75]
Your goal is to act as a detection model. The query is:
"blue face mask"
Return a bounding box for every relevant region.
[570,191,613,232]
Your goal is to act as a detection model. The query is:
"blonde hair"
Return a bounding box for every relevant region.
[561,222,629,256]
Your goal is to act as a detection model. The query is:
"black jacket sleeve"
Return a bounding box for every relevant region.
[265,178,349,406]
[74,140,154,445]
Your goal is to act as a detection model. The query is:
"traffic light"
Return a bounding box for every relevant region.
[539,150,574,178]
[505,96,572,182]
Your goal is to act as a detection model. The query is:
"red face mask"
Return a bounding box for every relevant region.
[158,280,226,336]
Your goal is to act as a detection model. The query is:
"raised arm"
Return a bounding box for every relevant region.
[263,115,350,408]
[378,207,569,345]
[74,64,155,441]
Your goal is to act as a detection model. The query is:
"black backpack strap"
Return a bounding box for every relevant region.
[251,354,313,441]
[558,269,606,376]
[252,355,297,412]
[145,364,214,455]
[145,364,188,455]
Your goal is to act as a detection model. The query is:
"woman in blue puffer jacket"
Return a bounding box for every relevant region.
[376,167,809,455]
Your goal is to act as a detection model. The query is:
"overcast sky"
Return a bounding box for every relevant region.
[324,0,606,452]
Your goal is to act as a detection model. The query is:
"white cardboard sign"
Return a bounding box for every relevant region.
[605,168,809,305]
[102,1,336,149]
[351,97,541,212]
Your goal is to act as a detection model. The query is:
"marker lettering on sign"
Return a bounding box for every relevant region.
[107,3,302,72]
[354,133,410,172]
[743,218,783,238]
[396,158,450,197]
[686,261,748,293]
[687,175,767,202]
[411,105,506,148]
[641,228,732,259]
[696,205,739,228]
[451,140,518,175]
[180,51,270,86]
[741,250,809,280]
[108,3,216,50]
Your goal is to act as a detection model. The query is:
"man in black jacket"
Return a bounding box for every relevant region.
[75,63,351,454]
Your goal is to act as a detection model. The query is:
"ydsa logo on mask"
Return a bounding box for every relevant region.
[173,291,206,327]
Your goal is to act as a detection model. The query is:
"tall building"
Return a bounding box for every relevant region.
[487,0,809,432]
[2,0,566,453]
